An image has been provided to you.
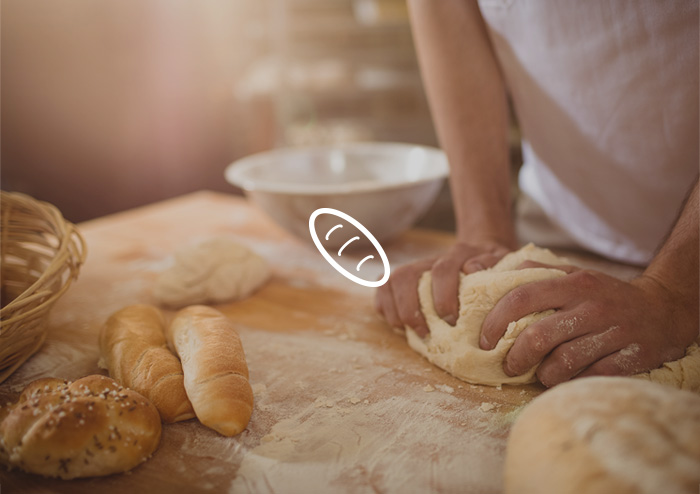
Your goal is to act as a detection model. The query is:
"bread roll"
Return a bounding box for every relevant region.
[504,377,700,494]
[166,305,253,436]
[0,375,161,479]
[99,304,195,423]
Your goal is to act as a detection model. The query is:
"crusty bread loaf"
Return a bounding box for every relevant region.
[504,377,700,494]
[99,304,195,423]
[0,375,161,479]
[166,305,253,436]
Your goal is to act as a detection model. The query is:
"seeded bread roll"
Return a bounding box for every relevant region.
[166,305,253,436]
[99,304,195,423]
[0,375,161,479]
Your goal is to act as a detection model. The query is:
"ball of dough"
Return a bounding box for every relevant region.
[0,375,162,479]
[504,377,700,494]
[633,342,700,392]
[154,238,270,309]
[407,244,567,386]
[408,243,700,389]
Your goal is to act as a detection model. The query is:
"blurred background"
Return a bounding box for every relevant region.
[2,0,519,228]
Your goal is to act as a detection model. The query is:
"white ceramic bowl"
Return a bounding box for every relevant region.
[225,142,449,247]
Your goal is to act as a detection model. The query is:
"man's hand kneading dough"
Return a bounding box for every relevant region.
[479,185,698,387]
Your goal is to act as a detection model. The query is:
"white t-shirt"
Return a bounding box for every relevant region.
[478,0,699,265]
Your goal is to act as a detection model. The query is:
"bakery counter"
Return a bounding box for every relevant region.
[0,191,643,494]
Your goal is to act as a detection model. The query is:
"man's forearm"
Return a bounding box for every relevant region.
[643,180,699,333]
[408,0,515,247]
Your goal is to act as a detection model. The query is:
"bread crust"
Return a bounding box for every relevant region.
[504,377,700,494]
[0,375,161,479]
[166,305,254,436]
[99,304,195,423]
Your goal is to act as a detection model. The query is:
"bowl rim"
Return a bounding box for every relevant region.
[224,141,449,195]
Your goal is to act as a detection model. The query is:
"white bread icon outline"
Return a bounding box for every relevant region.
[309,208,391,288]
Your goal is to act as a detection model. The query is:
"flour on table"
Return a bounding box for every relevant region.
[153,237,270,308]
[233,392,506,494]
[230,329,511,494]
[252,383,267,396]
[435,384,454,394]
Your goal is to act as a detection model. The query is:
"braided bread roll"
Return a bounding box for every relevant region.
[166,305,253,436]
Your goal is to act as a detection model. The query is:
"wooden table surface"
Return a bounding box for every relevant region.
[0,191,643,494]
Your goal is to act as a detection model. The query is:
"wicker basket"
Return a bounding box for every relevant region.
[0,191,87,383]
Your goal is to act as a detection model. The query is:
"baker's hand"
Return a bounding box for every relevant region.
[375,242,510,337]
[479,262,698,387]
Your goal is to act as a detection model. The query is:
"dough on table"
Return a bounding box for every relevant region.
[407,243,700,389]
[154,237,270,309]
[504,377,700,494]
[407,244,568,386]
[633,343,700,392]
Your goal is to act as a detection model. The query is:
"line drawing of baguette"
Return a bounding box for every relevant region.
[308,207,391,288]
